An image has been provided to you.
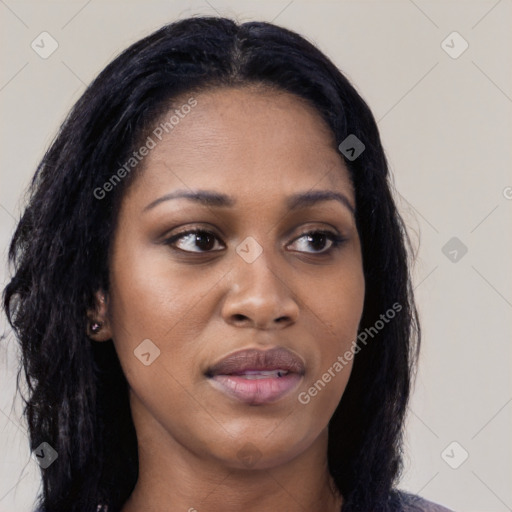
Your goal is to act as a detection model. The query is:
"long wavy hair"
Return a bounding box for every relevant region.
[3,16,420,512]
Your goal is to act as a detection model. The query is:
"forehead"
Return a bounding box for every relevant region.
[125,86,353,206]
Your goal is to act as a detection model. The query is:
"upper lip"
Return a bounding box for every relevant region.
[205,347,306,377]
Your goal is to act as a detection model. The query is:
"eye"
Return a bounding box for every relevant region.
[287,230,346,254]
[163,228,346,255]
[164,229,225,253]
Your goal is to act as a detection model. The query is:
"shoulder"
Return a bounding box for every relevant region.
[396,490,455,512]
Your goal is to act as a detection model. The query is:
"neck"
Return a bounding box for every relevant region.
[121,402,343,512]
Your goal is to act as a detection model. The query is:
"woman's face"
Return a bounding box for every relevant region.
[105,86,365,469]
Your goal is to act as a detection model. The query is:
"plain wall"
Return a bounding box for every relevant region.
[1,1,511,511]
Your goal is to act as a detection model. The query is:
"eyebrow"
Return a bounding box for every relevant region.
[143,189,355,215]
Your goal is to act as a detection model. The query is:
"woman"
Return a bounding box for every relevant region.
[3,16,453,512]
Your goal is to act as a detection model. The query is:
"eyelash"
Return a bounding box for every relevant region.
[163,228,347,256]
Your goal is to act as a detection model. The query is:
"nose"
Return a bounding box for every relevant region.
[221,250,299,330]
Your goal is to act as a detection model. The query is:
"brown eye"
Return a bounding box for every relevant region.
[165,230,224,253]
[288,230,346,254]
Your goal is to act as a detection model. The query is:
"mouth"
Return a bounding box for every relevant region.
[205,347,305,405]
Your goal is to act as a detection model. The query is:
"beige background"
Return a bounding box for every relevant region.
[1,1,511,511]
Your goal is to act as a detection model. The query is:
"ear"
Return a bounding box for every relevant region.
[86,290,113,342]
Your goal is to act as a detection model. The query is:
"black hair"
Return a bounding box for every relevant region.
[3,16,419,512]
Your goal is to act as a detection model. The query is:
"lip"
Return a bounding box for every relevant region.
[205,347,305,405]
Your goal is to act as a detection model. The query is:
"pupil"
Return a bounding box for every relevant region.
[196,233,215,250]
[309,233,326,251]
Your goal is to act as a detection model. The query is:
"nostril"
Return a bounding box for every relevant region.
[232,314,248,322]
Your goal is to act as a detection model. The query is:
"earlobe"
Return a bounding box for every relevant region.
[86,290,113,342]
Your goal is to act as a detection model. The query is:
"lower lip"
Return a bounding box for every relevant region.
[208,373,303,405]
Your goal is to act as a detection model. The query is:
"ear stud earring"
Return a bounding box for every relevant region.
[90,321,102,334]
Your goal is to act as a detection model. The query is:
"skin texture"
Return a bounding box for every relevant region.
[89,86,365,512]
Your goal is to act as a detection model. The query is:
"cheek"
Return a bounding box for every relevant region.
[304,254,365,346]
[106,247,197,390]
[297,258,364,416]
[106,248,219,429]
[108,239,222,343]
